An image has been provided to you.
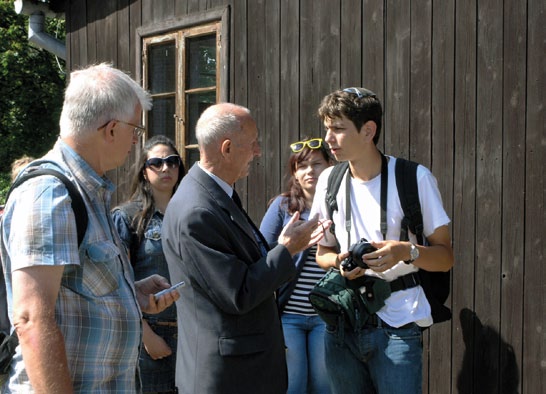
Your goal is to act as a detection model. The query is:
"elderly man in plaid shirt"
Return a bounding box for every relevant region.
[1,64,179,393]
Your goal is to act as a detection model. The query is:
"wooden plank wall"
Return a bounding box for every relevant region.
[65,0,545,392]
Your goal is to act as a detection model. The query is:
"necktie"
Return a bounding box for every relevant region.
[232,190,269,256]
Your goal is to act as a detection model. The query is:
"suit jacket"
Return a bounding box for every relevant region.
[162,164,297,394]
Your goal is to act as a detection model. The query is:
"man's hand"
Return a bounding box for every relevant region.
[136,274,180,314]
[278,213,330,256]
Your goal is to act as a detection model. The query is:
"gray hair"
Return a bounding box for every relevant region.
[196,103,251,148]
[60,63,152,138]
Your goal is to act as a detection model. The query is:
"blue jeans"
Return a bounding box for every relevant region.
[324,320,423,394]
[282,313,331,394]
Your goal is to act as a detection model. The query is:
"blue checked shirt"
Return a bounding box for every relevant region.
[0,140,142,393]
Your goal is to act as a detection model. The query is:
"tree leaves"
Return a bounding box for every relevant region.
[0,0,66,176]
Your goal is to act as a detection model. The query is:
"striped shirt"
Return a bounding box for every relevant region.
[0,140,142,393]
[284,246,325,316]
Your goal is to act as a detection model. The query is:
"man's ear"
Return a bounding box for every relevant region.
[220,138,232,158]
[361,121,377,142]
[101,120,116,142]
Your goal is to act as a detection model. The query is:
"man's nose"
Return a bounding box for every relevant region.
[324,129,334,144]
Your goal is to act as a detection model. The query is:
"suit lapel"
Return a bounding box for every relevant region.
[189,165,260,247]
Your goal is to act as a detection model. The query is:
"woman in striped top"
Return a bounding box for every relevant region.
[260,137,333,394]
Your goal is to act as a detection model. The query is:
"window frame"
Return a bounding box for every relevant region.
[136,6,229,168]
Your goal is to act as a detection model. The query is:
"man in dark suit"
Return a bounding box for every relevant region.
[162,103,329,394]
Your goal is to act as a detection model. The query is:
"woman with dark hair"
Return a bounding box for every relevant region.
[112,135,185,394]
[260,137,333,394]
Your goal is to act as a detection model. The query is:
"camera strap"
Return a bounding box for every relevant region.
[345,153,389,249]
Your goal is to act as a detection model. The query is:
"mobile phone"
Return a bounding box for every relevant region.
[153,281,185,301]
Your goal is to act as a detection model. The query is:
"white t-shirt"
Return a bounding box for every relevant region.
[310,156,450,327]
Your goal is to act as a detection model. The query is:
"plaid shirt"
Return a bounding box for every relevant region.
[1,140,142,393]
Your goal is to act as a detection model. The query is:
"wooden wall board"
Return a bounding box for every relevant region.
[279,0,300,189]
[340,0,363,88]
[384,0,410,159]
[427,0,454,391]
[523,0,545,392]
[362,0,384,150]
[452,0,478,392]
[500,1,527,394]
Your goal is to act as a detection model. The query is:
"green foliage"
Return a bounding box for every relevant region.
[0,0,66,180]
[0,172,10,206]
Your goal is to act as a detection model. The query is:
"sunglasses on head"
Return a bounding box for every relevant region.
[145,155,181,170]
[342,87,377,99]
[290,138,323,153]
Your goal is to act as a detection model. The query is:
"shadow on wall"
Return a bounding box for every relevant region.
[457,308,519,394]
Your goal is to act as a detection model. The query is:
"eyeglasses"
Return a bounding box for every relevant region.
[290,138,323,153]
[97,119,146,138]
[115,120,146,138]
[342,87,377,99]
[145,155,181,170]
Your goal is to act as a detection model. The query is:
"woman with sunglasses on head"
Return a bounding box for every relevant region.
[112,135,185,394]
[260,137,333,394]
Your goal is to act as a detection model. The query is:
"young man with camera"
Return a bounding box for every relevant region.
[310,87,454,394]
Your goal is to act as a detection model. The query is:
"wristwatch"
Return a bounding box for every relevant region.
[405,243,419,264]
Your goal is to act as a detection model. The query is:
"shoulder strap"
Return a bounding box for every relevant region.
[325,162,349,250]
[6,167,88,247]
[395,158,452,324]
[394,158,423,245]
[326,162,349,220]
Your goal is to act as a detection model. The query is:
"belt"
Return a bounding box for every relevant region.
[388,272,420,292]
[366,314,414,330]
[144,319,178,327]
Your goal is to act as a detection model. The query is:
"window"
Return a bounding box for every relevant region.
[138,8,228,169]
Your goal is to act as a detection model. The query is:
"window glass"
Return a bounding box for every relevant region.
[187,35,216,89]
[185,91,216,145]
[149,97,176,142]
[149,42,176,94]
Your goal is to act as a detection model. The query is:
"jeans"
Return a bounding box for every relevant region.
[324,320,423,394]
[282,313,331,394]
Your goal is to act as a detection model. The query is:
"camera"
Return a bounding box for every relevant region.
[341,238,377,271]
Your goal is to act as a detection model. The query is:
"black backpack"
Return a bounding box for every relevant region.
[325,157,452,324]
[0,162,88,374]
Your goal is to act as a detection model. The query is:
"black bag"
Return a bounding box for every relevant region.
[323,157,452,324]
[0,162,89,376]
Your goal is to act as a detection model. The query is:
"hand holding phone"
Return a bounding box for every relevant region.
[154,281,185,301]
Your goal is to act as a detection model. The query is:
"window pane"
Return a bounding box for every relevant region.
[186,91,215,145]
[187,35,216,89]
[149,97,176,142]
[149,42,176,94]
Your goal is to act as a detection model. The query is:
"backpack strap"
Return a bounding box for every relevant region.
[6,166,88,247]
[394,158,424,245]
[325,162,349,250]
[394,158,452,324]
[1,164,89,361]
